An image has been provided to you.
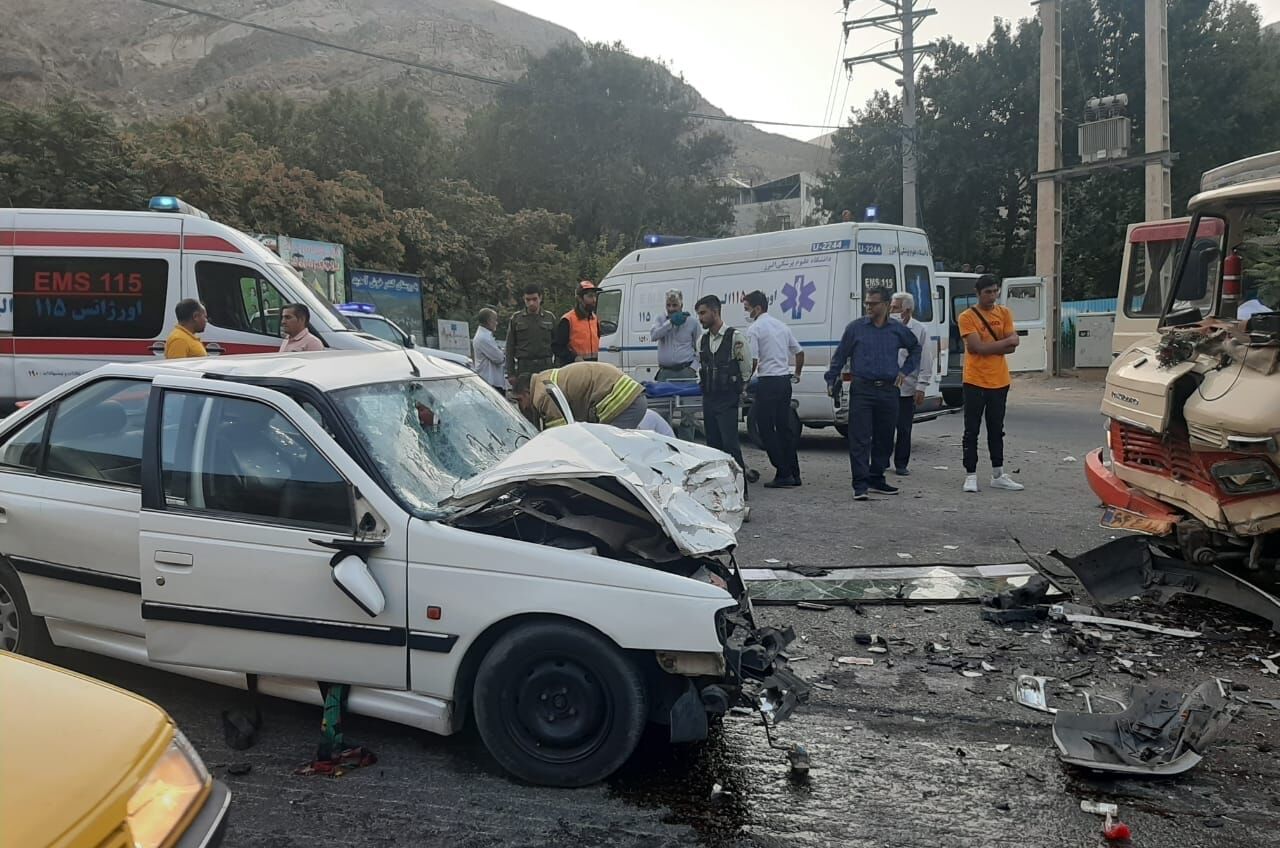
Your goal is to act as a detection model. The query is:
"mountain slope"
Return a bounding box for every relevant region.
[0,0,826,179]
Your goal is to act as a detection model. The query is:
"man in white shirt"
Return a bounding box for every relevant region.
[638,409,676,437]
[279,304,325,352]
[472,308,506,393]
[889,292,934,476]
[743,290,804,487]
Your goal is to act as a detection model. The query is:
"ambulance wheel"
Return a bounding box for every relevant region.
[746,408,802,447]
[745,469,761,484]
[834,424,849,439]
[473,621,647,787]
[942,387,964,408]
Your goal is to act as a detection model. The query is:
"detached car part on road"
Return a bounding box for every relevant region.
[0,651,229,848]
[0,350,805,787]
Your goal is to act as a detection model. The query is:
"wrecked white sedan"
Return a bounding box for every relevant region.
[0,350,805,786]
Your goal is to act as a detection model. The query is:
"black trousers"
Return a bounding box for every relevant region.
[962,383,1009,473]
[754,375,799,479]
[893,394,916,472]
[703,392,748,494]
[847,382,897,490]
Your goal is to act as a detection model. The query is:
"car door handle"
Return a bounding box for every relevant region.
[154,550,194,567]
[1016,330,1029,336]
[607,345,622,353]
[149,341,167,357]
[205,342,226,356]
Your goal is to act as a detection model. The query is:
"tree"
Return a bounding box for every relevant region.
[818,0,1280,299]
[459,42,735,244]
[225,89,446,210]
[0,99,145,209]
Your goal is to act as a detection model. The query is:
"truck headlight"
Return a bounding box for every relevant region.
[126,730,210,848]
[1211,459,1280,495]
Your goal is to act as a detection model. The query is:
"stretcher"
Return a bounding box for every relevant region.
[644,379,762,483]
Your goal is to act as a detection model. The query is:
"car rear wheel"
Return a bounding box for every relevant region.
[0,561,52,657]
[473,621,647,787]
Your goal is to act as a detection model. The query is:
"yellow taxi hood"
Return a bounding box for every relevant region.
[0,652,173,848]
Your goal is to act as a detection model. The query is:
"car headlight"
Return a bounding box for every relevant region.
[1211,459,1280,495]
[126,730,211,848]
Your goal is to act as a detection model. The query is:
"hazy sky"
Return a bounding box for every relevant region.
[499,0,1280,142]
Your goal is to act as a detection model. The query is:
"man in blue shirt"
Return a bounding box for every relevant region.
[825,286,922,500]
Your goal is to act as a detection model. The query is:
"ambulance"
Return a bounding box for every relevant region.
[594,223,946,436]
[0,197,396,410]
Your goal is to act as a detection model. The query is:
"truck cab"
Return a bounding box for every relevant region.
[1090,150,1280,579]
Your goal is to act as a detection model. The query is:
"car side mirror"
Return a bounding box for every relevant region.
[331,554,386,617]
[600,320,618,336]
[407,334,417,348]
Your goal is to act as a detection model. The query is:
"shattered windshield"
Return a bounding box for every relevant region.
[332,376,535,515]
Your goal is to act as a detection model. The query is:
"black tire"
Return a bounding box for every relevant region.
[473,621,647,787]
[942,387,963,408]
[0,561,53,657]
[834,423,849,439]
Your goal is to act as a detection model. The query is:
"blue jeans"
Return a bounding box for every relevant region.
[847,382,898,491]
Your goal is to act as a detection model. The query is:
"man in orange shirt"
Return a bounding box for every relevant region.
[957,275,1025,493]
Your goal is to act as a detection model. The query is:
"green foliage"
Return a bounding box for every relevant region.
[459,42,736,243]
[0,99,145,209]
[819,0,1280,299]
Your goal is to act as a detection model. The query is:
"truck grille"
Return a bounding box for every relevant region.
[1113,422,1215,488]
[1187,421,1227,448]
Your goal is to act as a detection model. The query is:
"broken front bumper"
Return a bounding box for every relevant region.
[1085,448,1181,535]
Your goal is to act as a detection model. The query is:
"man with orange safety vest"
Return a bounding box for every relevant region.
[553,280,603,366]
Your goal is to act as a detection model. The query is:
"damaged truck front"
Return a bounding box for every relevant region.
[1085,150,1280,628]
[441,423,809,776]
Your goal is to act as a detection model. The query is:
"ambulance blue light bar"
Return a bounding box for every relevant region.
[338,302,378,314]
[147,196,210,219]
[864,205,879,222]
[642,234,707,248]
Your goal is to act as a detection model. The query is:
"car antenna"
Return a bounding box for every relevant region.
[404,348,420,377]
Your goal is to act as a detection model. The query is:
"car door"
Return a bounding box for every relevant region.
[595,284,624,371]
[0,377,152,637]
[137,376,408,689]
[1002,276,1048,372]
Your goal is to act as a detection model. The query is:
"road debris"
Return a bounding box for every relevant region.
[1049,606,1202,638]
[796,601,833,611]
[1260,657,1279,675]
[1052,679,1240,776]
[1014,675,1055,713]
[837,656,875,666]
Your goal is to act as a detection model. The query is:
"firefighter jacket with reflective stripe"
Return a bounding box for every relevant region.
[529,362,643,427]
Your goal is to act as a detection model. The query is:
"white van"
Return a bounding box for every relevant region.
[595,223,945,435]
[0,198,392,410]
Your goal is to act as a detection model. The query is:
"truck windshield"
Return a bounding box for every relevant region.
[1233,203,1280,311]
[1166,218,1224,320]
[331,376,535,516]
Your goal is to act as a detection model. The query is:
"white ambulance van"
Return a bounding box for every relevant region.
[594,223,944,435]
[0,197,396,410]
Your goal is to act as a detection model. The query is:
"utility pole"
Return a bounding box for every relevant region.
[1034,0,1063,376]
[1144,0,1172,220]
[843,0,936,228]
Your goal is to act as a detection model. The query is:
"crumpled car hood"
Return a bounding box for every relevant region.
[442,423,746,556]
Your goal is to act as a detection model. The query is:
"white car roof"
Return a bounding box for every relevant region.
[88,349,472,391]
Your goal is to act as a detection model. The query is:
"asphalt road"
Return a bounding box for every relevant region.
[50,375,1280,847]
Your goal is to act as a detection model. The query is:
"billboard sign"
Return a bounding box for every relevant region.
[437,318,471,359]
[276,236,346,302]
[349,269,424,341]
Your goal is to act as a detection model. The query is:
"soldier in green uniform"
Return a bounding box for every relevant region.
[505,283,557,388]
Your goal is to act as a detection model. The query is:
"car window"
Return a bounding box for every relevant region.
[196,261,288,338]
[45,380,149,486]
[861,263,897,300]
[904,265,934,322]
[13,256,168,339]
[0,411,50,471]
[356,315,405,345]
[161,392,353,532]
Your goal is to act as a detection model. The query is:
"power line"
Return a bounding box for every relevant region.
[131,0,846,131]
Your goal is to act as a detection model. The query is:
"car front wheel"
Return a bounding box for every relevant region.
[0,561,52,657]
[473,621,647,787]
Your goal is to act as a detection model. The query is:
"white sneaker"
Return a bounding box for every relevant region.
[963,474,979,493]
[990,474,1025,491]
